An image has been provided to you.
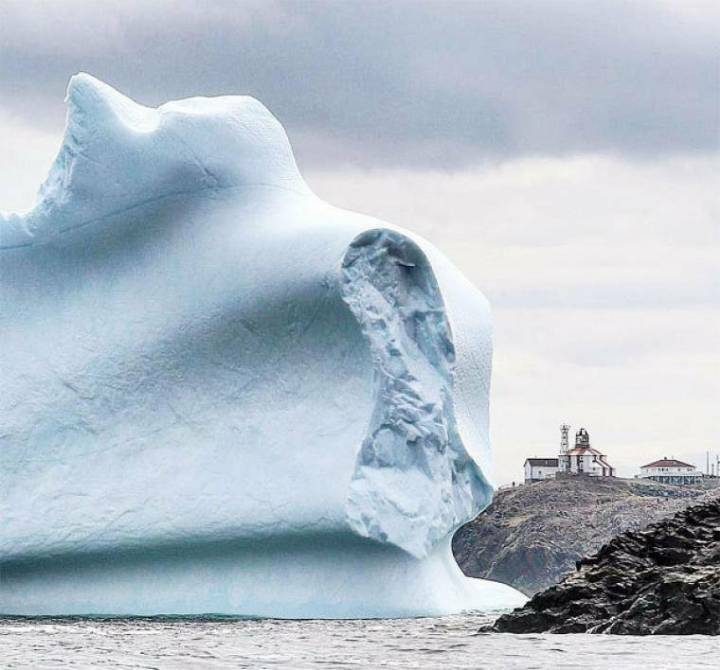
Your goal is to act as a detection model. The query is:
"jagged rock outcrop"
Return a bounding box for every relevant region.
[488,496,720,634]
[453,476,717,596]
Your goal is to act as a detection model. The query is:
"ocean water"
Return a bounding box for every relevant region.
[2,615,718,669]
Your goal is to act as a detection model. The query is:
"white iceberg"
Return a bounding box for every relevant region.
[0,75,525,617]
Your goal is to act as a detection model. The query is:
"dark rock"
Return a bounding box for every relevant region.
[490,496,720,635]
[649,547,693,566]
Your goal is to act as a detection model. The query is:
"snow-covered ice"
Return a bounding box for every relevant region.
[0,75,526,617]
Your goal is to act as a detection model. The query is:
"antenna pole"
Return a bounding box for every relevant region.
[560,424,570,474]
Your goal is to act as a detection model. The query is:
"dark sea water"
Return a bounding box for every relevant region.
[2,614,718,669]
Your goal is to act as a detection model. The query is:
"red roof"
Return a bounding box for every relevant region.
[641,458,696,469]
[566,446,605,457]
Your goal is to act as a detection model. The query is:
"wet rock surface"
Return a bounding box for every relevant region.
[489,497,720,634]
[453,476,718,596]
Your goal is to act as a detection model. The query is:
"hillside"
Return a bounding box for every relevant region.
[452,476,719,596]
[489,495,720,634]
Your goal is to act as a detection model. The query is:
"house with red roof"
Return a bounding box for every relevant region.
[638,458,703,485]
[558,428,615,478]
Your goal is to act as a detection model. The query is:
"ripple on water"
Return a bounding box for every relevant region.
[1,615,718,669]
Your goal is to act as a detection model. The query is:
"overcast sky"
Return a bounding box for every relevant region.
[1,0,718,483]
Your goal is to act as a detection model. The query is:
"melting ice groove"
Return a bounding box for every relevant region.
[342,229,491,559]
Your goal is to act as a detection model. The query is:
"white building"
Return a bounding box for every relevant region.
[524,458,559,483]
[638,458,703,485]
[558,428,615,477]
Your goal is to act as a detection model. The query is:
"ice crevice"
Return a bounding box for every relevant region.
[341,229,489,559]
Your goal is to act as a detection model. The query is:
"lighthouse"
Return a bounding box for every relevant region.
[558,427,615,477]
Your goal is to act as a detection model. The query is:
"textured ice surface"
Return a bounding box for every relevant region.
[0,75,525,617]
[342,230,489,559]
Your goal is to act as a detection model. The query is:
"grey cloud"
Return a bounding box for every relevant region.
[0,0,718,168]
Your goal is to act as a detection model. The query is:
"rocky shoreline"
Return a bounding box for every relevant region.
[453,476,718,595]
[487,496,720,634]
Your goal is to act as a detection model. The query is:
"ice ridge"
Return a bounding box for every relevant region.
[0,73,308,248]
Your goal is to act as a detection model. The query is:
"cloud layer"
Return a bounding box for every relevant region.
[0,0,718,168]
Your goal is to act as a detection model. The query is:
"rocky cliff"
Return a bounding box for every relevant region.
[489,496,720,634]
[453,476,717,596]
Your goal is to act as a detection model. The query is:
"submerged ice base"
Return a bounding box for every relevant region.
[0,75,526,617]
[1,537,522,618]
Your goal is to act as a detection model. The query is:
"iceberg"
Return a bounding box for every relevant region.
[0,75,526,617]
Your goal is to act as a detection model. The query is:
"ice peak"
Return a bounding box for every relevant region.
[1,74,309,248]
[66,73,160,135]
